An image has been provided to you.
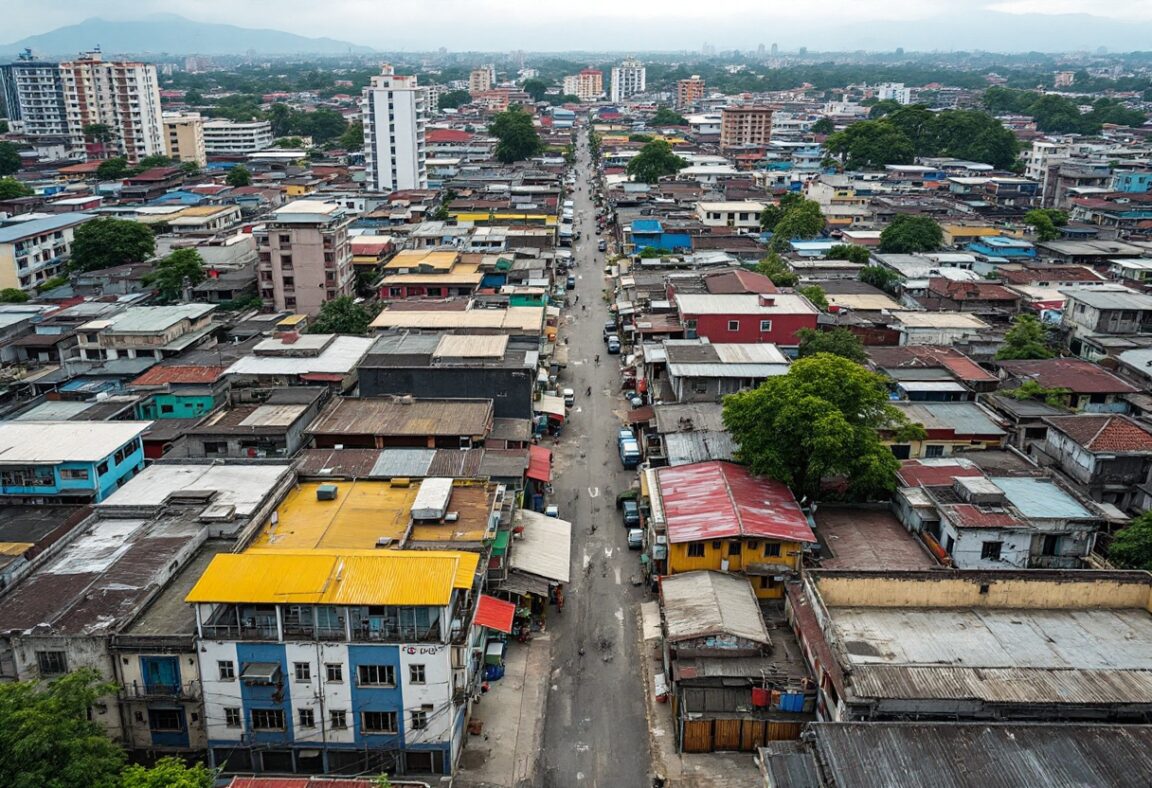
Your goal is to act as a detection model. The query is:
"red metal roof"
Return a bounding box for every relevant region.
[527,444,552,482]
[1045,415,1152,453]
[474,594,515,633]
[426,129,475,143]
[130,365,224,386]
[998,358,1139,394]
[897,459,985,488]
[656,461,816,544]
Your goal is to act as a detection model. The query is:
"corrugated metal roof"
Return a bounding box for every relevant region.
[130,365,225,386]
[370,448,435,477]
[310,397,493,437]
[655,461,816,544]
[0,421,151,463]
[664,431,737,466]
[998,358,1139,394]
[186,550,478,606]
[474,594,515,633]
[893,402,1006,437]
[510,509,571,583]
[989,476,1093,520]
[661,571,770,645]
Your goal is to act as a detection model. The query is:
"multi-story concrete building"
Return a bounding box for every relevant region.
[0,212,95,293]
[0,52,70,145]
[575,69,603,102]
[202,119,274,154]
[59,51,164,163]
[676,75,706,110]
[362,65,428,193]
[719,105,774,149]
[610,59,646,103]
[874,82,912,104]
[76,304,219,362]
[468,66,493,95]
[162,112,206,166]
[254,200,354,316]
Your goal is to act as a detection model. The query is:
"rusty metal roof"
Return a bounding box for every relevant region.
[309,397,494,437]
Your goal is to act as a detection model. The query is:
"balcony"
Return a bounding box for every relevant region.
[120,680,200,700]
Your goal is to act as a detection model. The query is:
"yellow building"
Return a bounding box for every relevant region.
[162,112,207,166]
[648,461,816,599]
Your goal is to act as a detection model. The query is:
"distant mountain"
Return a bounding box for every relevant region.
[0,14,373,57]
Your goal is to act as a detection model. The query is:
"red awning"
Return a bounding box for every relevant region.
[527,445,553,482]
[627,405,655,424]
[474,594,516,634]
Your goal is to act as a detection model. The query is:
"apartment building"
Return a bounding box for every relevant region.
[0,212,95,292]
[610,59,647,103]
[0,52,69,142]
[362,65,428,192]
[576,69,603,102]
[162,112,207,166]
[202,119,274,154]
[468,66,493,95]
[76,304,218,361]
[254,200,354,315]
[59,51,164,163]
[676,75,706,110]
[719,105,774,149]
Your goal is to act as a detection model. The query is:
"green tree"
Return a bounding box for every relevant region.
[0,288,28,302]
[490,107,543,163]
[521,78,551,102]
[70,218,155,273]
[798,284,829,310]
[120,757,214,788]
[810,117,834,134]
[339,121,364,150]
[0,177,32,199]
[859,265,901,293]
[878,215,943,253]
[723,353,924,501]
[438,90,472,110]
[995,314,1056,360]
[226,165,252,187]
[309,296,376,334]
[96,157,133,180]
[755,253,798,287]
[1023,209,1060,242]
[182,89,204,105]
[1003,379,1071,407]
[826,243,870,264]
[81,123,113,159]
[267,103,293,136]
[179,161,201,177]
[769,200,825,252]
[760,192,804,231]
[291,107,348,143]
[867,99,903,118]
[628,134,653,143]
[825,119,915,170]
[626,139,687,183]
[37,274,69,293]
[0,669,125,788]
[795,328,866,362]
[650,106,688,125]
[0,120,8,134]
[143,248,206,302]
[137,154,174,169]
[0,142,21,176]
[1109,512,1152,571]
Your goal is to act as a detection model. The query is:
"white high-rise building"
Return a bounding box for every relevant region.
[59,51,165,163]
[610,59,646,103]
[875,82,913,105]
[362,65,428,193]
[0,53,70,141]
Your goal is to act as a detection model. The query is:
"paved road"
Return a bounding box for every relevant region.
[535,126,653,788]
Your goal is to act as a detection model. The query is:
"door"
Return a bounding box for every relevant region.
[141,656,180,694]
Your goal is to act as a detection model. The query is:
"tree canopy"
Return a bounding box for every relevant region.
[309,296,377,334]
[650,106,688,126]
[0,177,32,200]
[121,758,214,788]
[1023,209,1060,242]
[626,139,687,184]
[795,328,866,362]
[70,218,156,273]
[768,199,825,252]
[226,165,252,187]
[826,243,870,264]
[859,264,902,292]
[810,117,835,135]
[339,121,364,151]
[1109,511,1152,571]
[797,284,829,311]
[983,87,1146,134]
[825,119,915,170]
[521,78,551,102]
[438,90,472,110]
[0,288,29,303]
[143,248,206,303]
[490,108,543,164]
[754,253,798,287]
[0,142,22,177]
[879,215,943,254]
[995,314,1056,360]
[137,154,173,169]
[96,157,133,180]
[723,354,924,501]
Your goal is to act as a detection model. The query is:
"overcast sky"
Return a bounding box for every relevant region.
[3,0,1149,51]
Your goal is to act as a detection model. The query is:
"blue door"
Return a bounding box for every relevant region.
[141,656,180,694]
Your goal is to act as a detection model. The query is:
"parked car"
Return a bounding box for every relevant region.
[563,388,575,408]
[627,528,644,550]
[603,320,616,341]
[606,335,621,354]
[566,274,576,290]
[545,504,559,518]
[622,500,641,528]
[598,239,607,252]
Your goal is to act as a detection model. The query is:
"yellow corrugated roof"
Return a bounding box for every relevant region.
[0,543,34,556]
[382,250,460,271]
[185,550,478,606]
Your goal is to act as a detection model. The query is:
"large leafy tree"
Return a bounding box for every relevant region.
[339,121,364,150]
[797,284,829,310]
[0,142,21,176]
[226,165,252,187]
[0,288,29,303]
[650,106,688,126]
[0,670,125,788]
[70,217,155,273]
[825,119,915,170]
[826,243,870,264]
[309,296,377,334]
[796,328,866,362]
[521,78,551,102]
[760,192,804,231]
[859,265,902,292]
[626,139,686,183]
[438,90,472,110]
[755,253,798,287]
[1109,511,1152,571]
[768,199,825,252]
[1024,209,1060,242]
[0,177,32,199]
[96,157,133,180]
[723,354,924,501]
[995,314,1056,361]
[879,215,943,253]
[490,107,543,163]
[121,757,214,788]
[144,248,206,302]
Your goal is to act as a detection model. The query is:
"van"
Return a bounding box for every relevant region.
[598,239,607,252]
[622,500,641,527]
[562,388,575,408]
[603,320,616,340]
[606,335,621,354]
[619,438,641,469]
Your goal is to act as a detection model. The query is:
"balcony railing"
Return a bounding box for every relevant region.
[121,680,200,700]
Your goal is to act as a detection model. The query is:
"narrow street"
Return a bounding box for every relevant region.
[536,126,653,787]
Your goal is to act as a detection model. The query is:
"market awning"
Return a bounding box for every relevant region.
[474,594,516,634]
[510,509,571,583]
[535,394,566,420]
[527,444,553,482]
[240,662,281,682]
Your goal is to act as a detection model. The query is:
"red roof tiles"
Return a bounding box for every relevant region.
[130,365,225,386]
[997,358,1139,395]
[1045,415,1152,453]
[897,459,985,487]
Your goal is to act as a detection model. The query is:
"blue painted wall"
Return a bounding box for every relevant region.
[347,644,404,748]
[236,643,294,747]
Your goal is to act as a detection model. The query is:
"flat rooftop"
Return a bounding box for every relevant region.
[308,397,494,438]
[253,480,494,550]
[0,421,151,464]
[95,463,292,518]
[124,540,233,636]
[814,508,937,571]
[0,505,88,548]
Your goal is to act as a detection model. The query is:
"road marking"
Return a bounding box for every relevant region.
[615,607,624,624]
[582,551,592,569]
[603,546,613,558]
[587,486,600,498]
[614,566,622,585]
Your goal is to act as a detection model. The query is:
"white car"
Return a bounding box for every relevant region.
[563,388,575,408]
[627,529,643,550]
[545,505,560,518]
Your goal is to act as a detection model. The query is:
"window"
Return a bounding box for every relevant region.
[728,541,742,556]
[362,711,398,733]
[148,709,183,732]
[1042,534,1060,556]
[409,664,426,685]
[60,468,90,481]
[981,541,1003,561]
[691,380,709,394]
[96,461,109,475]
[325,663,343,683]
[298,708,315,728]
[160,404,174,414]
[687,543,706,558]
[218,660,235,681]
[330,710,348,729]
[759,320,773,332]
[357,664,396,687]
[251,709,285,730]
[924,444,945,458]
[36,651,67,676]
[759,576,778,590]
[727,320,740,332]
[764,542,781,558]
[293,662,311,682]
[224,707,241,728]
[411,709,428,730]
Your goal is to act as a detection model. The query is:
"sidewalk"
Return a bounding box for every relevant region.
[455,633,552,788]
[639,601,762,788]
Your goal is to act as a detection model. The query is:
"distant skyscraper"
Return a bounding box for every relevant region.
[610,59,646,103]
[362,65,428,192]
[771,42,779,56]
[757,44,766,57]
